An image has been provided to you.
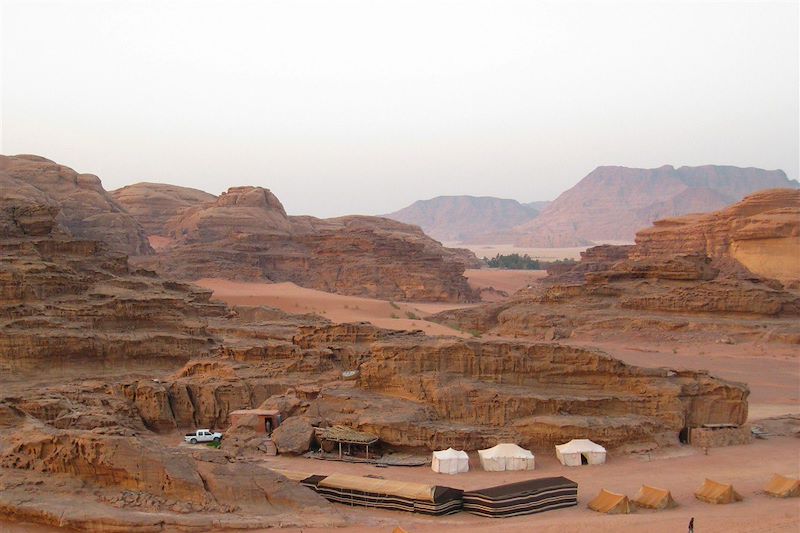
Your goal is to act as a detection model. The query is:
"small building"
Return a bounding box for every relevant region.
[229,409,282,435]
[315,425,379,459]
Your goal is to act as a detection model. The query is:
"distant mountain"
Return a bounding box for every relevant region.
[525,200,552,212]
[384,195,543,243]
[510,165,799,247]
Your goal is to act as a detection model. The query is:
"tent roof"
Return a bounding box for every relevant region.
[319,473,436,502]
[588,489,631,514]
[315,425,379,445]
[433,448,468,459]
[478,443,534,459]
[556,439,606,453]
[764,474,800,497]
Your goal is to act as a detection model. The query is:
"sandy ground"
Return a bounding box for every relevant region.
[4,437,799,533]
[196,269,538,337]
[196,278,474,336]
[248,436,799,533]
[464,268,546,294]
[448,242,634,262]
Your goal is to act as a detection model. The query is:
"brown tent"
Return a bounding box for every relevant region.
[764,474,800,498]
[632,485,678,510]
[694,479,743,504]
[588,489,632,514]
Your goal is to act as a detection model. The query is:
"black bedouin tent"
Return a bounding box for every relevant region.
[301,473,463,516]
[462,476,578,518]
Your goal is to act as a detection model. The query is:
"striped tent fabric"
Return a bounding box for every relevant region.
[301,473,463,515]
[462,476,578,518]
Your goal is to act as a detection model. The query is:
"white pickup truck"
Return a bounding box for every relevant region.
[184,429,222,444]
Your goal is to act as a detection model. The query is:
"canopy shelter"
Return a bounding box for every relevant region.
[432,448,469,475]
[462,476,578,518]
[588,489,632,514]
[315,425,379,460]
[303,473,463,515]
[478,443,535,471]
[555,439,606,466]
[764,474,800,498]
[694,479,743,504]
[632,485,678,510]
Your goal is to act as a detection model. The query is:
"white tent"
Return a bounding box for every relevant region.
[478,443,535,471]
[431,448,469,475]
[555,439,606,466]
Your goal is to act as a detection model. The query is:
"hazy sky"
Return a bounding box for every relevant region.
[2,0,798,217]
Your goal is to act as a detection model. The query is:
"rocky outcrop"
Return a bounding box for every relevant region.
[384,195,543,243]
[0,154,763,530]
[0,186,226,372]
[271,416,315,455]
[633,189,800,285]
[509,165,798,247]
[0,154,152,255]
[432,191,800,343]
[111,182,216,236]
[134,186,479,302]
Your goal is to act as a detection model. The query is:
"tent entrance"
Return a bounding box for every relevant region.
[581,454,589,465]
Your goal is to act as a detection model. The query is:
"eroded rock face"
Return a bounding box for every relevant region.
[433,190,800,344]
[0,155,152,255]
[634,189,800,285]
[509,165,798,247]
[132,186,479,302]
[111,182,216,236]
[0,156,756,530]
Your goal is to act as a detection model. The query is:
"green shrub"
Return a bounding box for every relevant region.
[484,253,541,270]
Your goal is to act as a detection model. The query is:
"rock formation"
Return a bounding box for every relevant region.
[133,186,479,302]
[508,165,798,247]
[633,189,800,285]
[111,182,216,236]
[0,154,152,255]
[0,154,764,531]
[0,194,226,373]
[431,189,800,343]
[384,195,544,243]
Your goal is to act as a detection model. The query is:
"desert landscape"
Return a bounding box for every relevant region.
[2,3,798,531]
[1,153,798,533]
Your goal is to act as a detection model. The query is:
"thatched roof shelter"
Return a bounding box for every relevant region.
[315,425,378,445]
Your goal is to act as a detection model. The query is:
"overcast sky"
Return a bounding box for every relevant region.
[1,0,798,217]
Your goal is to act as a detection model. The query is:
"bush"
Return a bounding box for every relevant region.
[484,253,541,270]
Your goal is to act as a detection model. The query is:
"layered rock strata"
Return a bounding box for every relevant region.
[132,186,479,302]
[431,190,800,343]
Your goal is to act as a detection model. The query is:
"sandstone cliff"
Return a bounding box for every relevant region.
[432,190,800,343]
[134,186,479,302]
[0,154,152,255]
[634,188,800,285]
[111,182,216,236]
[510,165,798,247]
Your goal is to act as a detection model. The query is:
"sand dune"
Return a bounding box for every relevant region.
[197,268,541,336]
[196,278,476,336]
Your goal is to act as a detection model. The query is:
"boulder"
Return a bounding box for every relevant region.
[272,417,315,455]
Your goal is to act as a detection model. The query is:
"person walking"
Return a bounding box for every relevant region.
[688,517,695,533]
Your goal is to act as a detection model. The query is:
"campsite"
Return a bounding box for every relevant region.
[228,434,799,532]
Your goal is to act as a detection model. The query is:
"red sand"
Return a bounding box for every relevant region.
[260,437,799,533]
